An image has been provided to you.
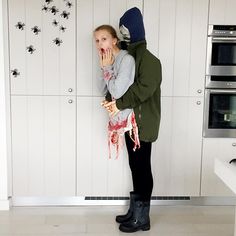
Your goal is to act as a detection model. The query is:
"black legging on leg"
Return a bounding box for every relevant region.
[125,132,153,201]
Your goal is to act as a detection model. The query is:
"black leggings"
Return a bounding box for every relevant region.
[125,132,153,201]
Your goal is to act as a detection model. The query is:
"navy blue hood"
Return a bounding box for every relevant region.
[119,7,145,43]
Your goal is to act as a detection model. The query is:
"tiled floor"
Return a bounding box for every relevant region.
[0,205,234,236]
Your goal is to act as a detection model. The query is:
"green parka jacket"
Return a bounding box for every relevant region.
[116,40,162,142]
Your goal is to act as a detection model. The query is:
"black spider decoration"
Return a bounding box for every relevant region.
[15,22,25,30]
[59,25,66,32]
[26,45,36,54]
[52,19,59,27]
[60,11,70,19]
[11,69,20,78]
[50,6,59,15]
[42,5,49,12]
[45,0,53,4]
[66,1,73,8]
[31,26,41,35]
[53,38,63,46]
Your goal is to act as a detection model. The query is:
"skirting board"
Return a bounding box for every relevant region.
[0,200,10,210]
[11,196,236,207]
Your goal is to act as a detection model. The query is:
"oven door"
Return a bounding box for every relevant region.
[204,89,236,137]
[206,37,236,76]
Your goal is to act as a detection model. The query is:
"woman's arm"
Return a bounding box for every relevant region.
[102,54,135,99]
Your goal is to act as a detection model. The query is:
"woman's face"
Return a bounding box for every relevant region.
[94,29,117,54]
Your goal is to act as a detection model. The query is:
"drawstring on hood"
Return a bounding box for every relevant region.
[119,7,145,43]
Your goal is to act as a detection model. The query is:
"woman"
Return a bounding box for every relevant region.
[94,24,140,159]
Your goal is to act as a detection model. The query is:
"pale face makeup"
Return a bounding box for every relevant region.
[119,25,131,43]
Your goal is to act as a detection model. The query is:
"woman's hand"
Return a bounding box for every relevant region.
[102,100,120,117]
[101,100,109,107]
[99,48,114,68]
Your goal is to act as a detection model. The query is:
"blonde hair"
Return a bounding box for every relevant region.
[94,24,119,43]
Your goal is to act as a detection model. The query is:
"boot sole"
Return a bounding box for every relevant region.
[119,223,150,233]
[141,224,150,231]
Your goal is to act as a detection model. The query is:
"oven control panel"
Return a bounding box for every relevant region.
[208,25,236,37]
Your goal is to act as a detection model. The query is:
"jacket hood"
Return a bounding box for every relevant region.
[119,7,145,43]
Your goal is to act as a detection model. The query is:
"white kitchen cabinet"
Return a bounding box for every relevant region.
[153,0,208,97]
[78,0,208,98]
[77,0,143,97]
[143,0,160,57]
[11,96,76,197]
[209,0,236,25]
[76,97,132,196]
[6,0,216,201]
[8,0,76,95]
[77,96,203,197]
[151,96,203,196]
[201,138,235,196]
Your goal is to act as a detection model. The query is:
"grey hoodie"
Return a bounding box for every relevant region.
[97,49,135,123]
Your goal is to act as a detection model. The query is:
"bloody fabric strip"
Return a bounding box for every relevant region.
[108,111,140,159]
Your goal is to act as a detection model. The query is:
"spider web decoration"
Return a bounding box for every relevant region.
[31,26,41,35]
[50,6,59,15]
[42,5,49,12]
[43,1,73,46]
[66,1,73,8]
[45,0,53,4]
[11,69,20,78]
[53,37,63,46]
[13,0,74,62]
[60,25,66,32]
[26,45,36,54]
[15,22,25,30]
[52,19,59,27]
[60,11,70,19]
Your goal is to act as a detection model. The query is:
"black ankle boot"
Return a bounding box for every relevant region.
[116,192,138,223]
[119,200,150,233]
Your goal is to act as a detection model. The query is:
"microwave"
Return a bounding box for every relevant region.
[206,25,236,88]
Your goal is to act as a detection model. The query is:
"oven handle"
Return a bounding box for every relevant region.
[208,89,236,94]
[212,37,236,42]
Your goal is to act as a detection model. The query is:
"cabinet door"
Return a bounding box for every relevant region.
[157,0,208,97]
[8,0,76,95]
[143,0,160,57]
[209,0,236,25]
[77,0,143,96]
[11,96,76,197]
[201,138,235,196]
[152,97,203,196]
[77,97,132,196]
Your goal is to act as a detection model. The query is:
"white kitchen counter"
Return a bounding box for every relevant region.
[214,158,236,236]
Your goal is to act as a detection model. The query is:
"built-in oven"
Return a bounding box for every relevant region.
[206,25,236,88]
[203,89,236,137]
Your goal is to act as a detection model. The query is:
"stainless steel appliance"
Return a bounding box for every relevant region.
[203,89,236,137]
[206,25,236,88]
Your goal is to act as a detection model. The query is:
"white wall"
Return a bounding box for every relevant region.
[0,0,9,210]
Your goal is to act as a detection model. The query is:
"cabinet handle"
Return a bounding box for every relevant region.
[197,89,202,94]
[68,88,73,92]
[68,99,73,104]
[232,143,236,147]
[196,101,201,105]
